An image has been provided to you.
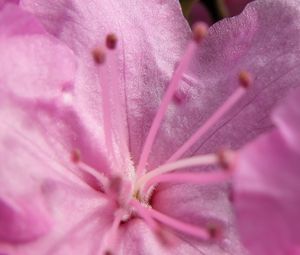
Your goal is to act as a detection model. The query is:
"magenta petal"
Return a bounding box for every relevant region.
[234,130,300,255]
[273,87,300,153]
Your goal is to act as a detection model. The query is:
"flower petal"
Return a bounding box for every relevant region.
[273,87,300,153]
[0,6,111,249]
[234,129,300,255]
[0,90,110,253]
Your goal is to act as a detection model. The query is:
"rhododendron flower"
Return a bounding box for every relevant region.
[1,0,300,254]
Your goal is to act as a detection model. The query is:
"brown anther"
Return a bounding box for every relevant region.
[192,22,208,43]
[207,224,222,240]
[217,149,235,172]
[106,33,118,50]
[239,70,252,89]
[104,251,113,255]
[92,47,106,64]
[71,149,81,163]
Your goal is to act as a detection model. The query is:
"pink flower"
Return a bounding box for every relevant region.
[234,87,300,255]
[0,0,300,254]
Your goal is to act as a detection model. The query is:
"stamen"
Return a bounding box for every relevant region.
[217,149,236,170]
[167,72,252,163]
[106,33,118,50]
[71,150,109,191]
[136,26,208,177]
[130,199,159,231]
[207,223,222,240]
[102,34,129,171]
[239,70,252,89]
[147,207,209,240]
[92,47,115,162]
[135,154,218,193]
[130,199,178,246]
[78,162,108,186]
[144,171,232,192]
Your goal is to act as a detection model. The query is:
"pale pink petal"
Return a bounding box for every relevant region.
[273,87,300,153]
[234,130,300,255]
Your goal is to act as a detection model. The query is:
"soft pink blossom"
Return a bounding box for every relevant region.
[0,0,300,254]
[234,87,300,255]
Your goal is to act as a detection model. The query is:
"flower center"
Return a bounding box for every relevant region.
[68,24,252,254]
